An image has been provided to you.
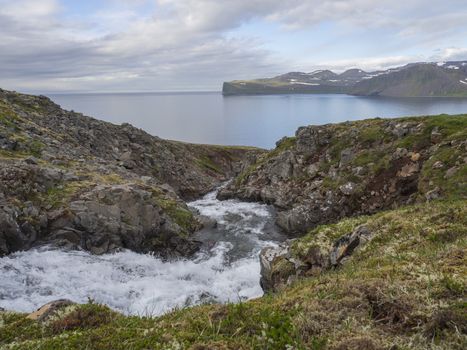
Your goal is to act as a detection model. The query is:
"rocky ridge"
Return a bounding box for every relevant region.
[220,115,466,234]
[0,89,261,257]
[218,114,467,291]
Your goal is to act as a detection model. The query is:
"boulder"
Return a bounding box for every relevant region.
[259,225,374,292]
[329,225,372,266]
[27,299,75,322]
[339,148,355,167]
[259,244,295,292]
[0,206,28,256]
[276,205,321,234]
[295,126,331,154]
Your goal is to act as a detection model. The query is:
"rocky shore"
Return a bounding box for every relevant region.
[0,89,261,258]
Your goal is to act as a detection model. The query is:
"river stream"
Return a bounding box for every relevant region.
[0,188,285,316]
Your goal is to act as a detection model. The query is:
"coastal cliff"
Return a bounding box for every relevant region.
[223,61,467,97]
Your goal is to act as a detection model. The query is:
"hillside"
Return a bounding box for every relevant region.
[219,115,467,234]
[1,200,465,349]
[0,95,465,349]
[222,61,467,97]
[0,89,260,258]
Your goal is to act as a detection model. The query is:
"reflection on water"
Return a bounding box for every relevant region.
[48,92,467,148]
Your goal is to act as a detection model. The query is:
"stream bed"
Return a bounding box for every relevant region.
[0,188,285,316]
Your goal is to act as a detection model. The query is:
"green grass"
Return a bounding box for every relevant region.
[2,200,465,349]
[196,155,222,174]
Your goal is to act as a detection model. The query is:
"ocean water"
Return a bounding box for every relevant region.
[0,188,285,316]
[48,92,467,148]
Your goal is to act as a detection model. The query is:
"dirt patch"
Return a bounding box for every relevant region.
[49,304,115,334]
[331,337,384,350]
[363,285,415,332]
[424,307,467,339]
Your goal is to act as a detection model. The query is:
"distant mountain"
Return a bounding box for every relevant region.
[222,61,467,97]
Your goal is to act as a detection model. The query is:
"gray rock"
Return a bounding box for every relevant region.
[0,207,28,256]
[425,187,442,201]
[339,148,354,167]
[259,244,293,292]
[392,148,408,160]
[444,166,458,179]
[339,182,357,196]
[259,225,374,292]
[269,151,296,180]
[295,126,331,154]
[392,123,411,138]
[24,156,39,165]
[276,205,320,234]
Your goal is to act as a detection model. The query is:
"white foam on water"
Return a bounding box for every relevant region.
[190,189,272,238]
[0,188,280,316]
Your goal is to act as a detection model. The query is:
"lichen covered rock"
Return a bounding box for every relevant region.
[221,115,467,235]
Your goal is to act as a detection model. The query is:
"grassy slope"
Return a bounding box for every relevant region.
[1,200,465,350]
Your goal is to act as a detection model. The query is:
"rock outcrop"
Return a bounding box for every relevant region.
[0,89,261,257]
[260,225,374,292]
[220,115,467,237]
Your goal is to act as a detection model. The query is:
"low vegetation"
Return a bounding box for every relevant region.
[1,200,465,349]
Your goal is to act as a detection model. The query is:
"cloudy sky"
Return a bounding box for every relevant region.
[1,0,467,93]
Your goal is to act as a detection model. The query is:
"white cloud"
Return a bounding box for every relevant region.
[432,47,467,62]
[312,55,421,72]
[0,0,466,92]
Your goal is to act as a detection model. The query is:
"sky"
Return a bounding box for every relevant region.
[1,0,467,93]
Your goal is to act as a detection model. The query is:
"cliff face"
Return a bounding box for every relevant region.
[351,63,467,97]
[0,89,261,257]
[219,115,467,235]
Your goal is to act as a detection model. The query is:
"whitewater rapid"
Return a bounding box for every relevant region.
[0,189,285,316]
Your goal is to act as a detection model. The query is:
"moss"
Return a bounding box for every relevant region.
[351,150,382,167]
[39,181,94,209]
[271,137,296,154]
[151,191,198,234]
[396,114,467,150]
[28,139,45,157]
[357,124,387,145]
[328,138,352,164]
[0,101,20,128]
[235,163,258,186]
[196,155,222,174]
[0,313,44,346]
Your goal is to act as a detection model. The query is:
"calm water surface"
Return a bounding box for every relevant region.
[48,92,467,148]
